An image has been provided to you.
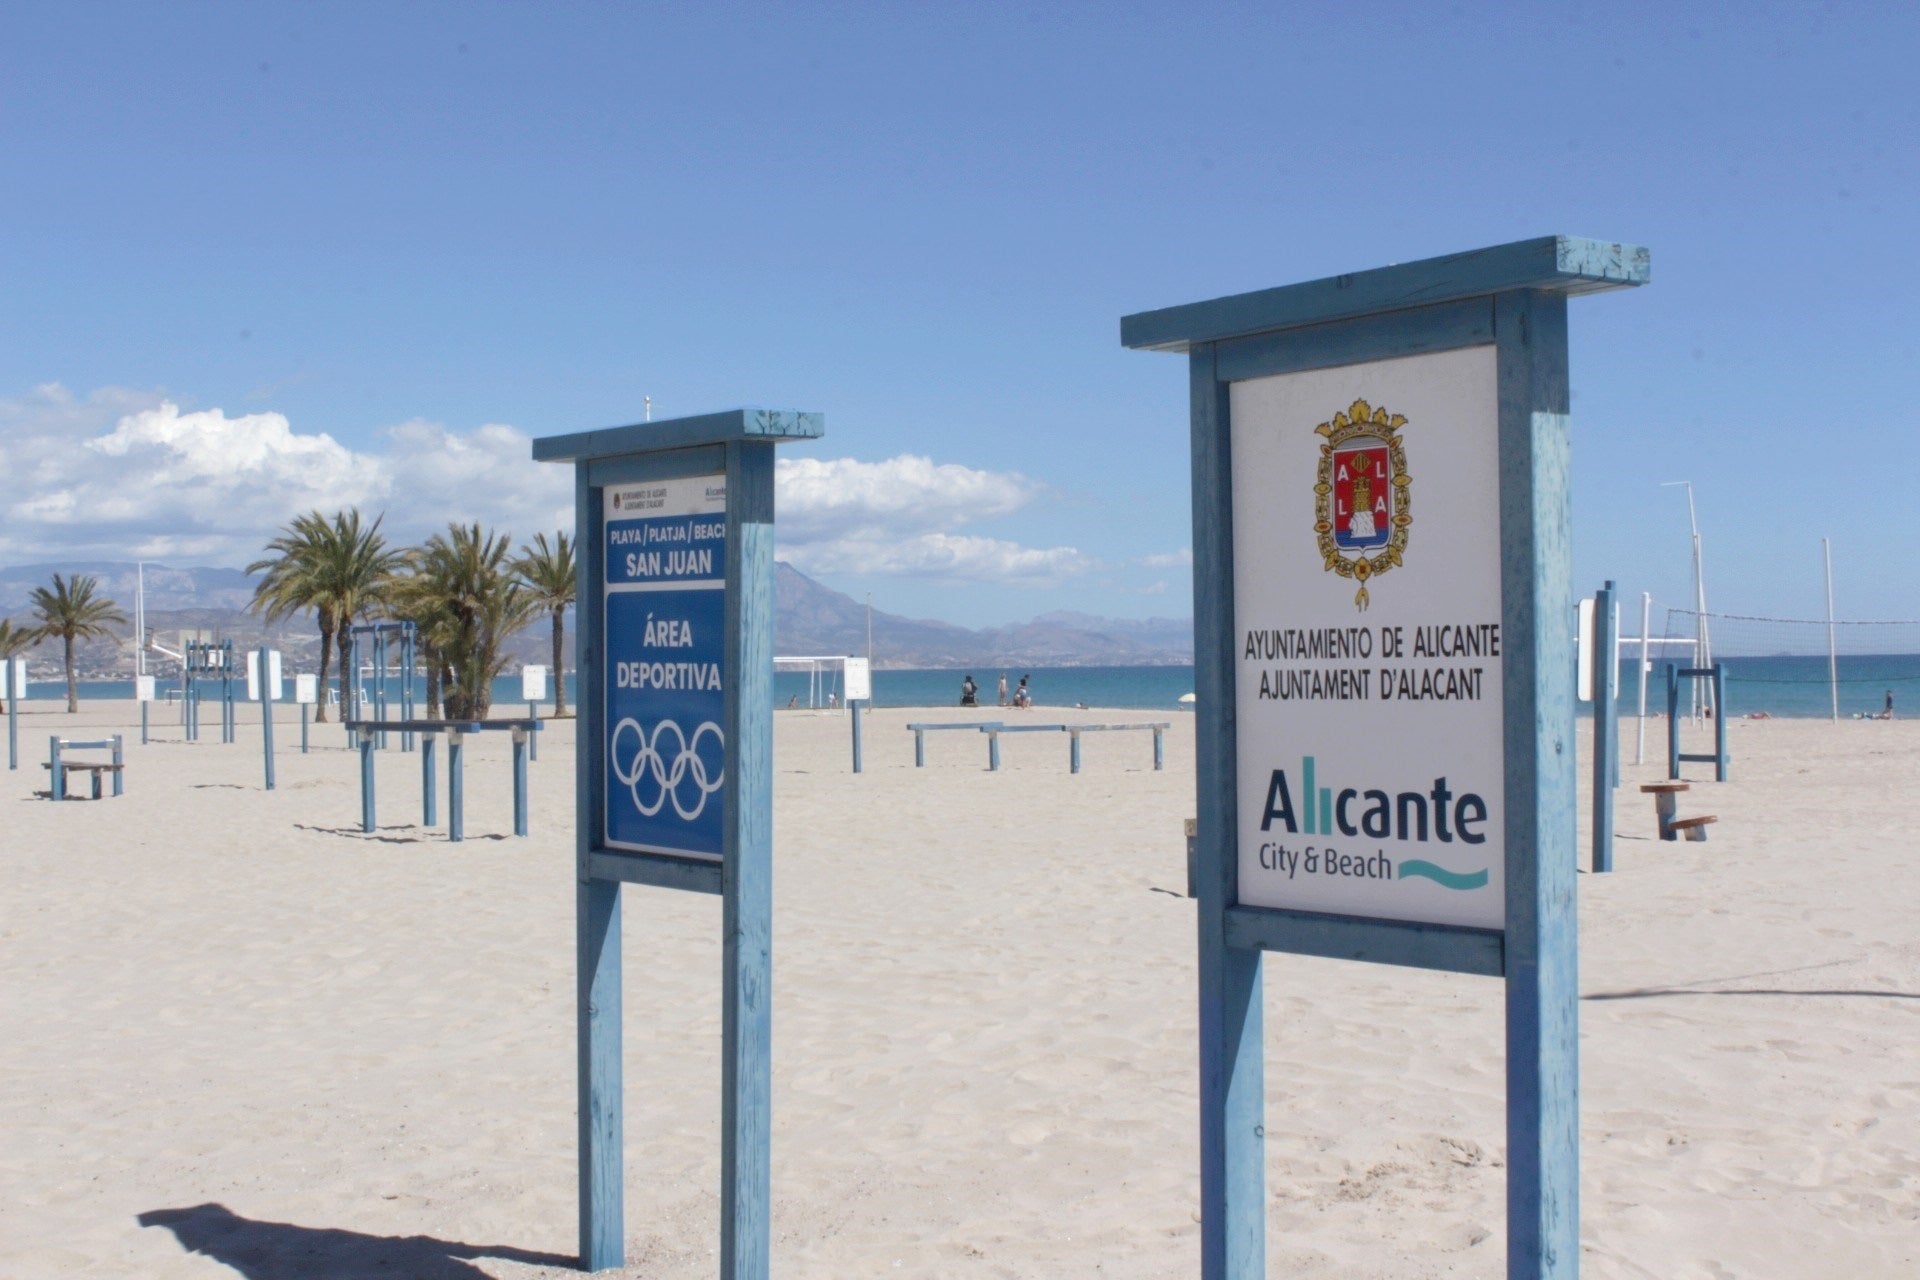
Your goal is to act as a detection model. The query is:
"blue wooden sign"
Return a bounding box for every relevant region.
[534,407,822,1277]
[603,473,729,858]
[1123,236,1648,1280]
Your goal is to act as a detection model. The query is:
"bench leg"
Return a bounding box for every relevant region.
[449,732,465,843]
[1070,731,1082,774]
[914,730,925,768]
[91,770,103,800]
[513,730,529,837]
[1685,824,1709,843]
[360,736,376,832]
[1153,727,1165,771]
[987,731,1000,772]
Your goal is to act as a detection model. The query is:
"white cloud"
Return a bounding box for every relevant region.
[0,384,570,564]
[773,453,1087,584]
[0,387,1079,589]
[1137,549,1192,569]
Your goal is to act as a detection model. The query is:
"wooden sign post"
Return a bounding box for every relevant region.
[1123,236,1647,1279]
[533,408,823,1275]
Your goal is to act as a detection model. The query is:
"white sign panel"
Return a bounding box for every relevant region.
[135,675,157,702]
[1230,345,1505,931]
[294,674,319,705]
[522,664,549,703]
[246,650,284,701]
[7,659,26,699]
[843,657,871,703]
[1576,598,1595,702]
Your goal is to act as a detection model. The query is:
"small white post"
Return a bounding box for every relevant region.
[1824,537,1839,722]
[1635,592,1652,765]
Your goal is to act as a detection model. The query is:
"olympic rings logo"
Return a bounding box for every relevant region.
[610,717,725,821]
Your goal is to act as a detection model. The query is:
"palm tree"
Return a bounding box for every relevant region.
[27,574,129,712]
[0,617,32,714]
[400,523,539,720]
[321,510,406,719]
[247,511,340,721]
[514,531,575,717]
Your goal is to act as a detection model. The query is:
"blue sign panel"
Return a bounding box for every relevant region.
[603,474,728,859]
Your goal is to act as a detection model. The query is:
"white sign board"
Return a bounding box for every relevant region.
[6,659,26,699]
[1229,345,1505,931]
[843,657,871,703]
[294,673,318,705]
[246,650,284,701]
[522,664,549,703]
[1576,597,1595,703]
[135,675,157,702]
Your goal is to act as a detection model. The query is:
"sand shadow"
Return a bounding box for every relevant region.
[1584,986,1919,1001]
[138,1202,574,1278]
[292,823,428,846]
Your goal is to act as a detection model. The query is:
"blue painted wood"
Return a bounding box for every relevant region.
[141,701,149,746]
[359,735,375,832]
[577,876,624,1271]
[1122,235,1650,352]
[1214,297,1493,383]
[1495,287,1581,1280]
[850,699,863,773]
[1070,730,1082,774]
[569,451,623,1271]
[986,728,1001,771]
[527,702,539,761]
[1153,726,1165,771]
[586,849,724,895]
[49,736,64,801]
[422,732,438,827]
[914,728,925,767]
[9,695,17,769]
[1711,666,1728,781]
[586,442,727,490]
[537,409,817,1277]
[513,728,529,837]
[300,703,309,754]
[1592,582,1617,873]
[1666,664,1681,779]
[532,408,824,463]
[1223,906,1505,976]
[1187,344,1267,1280]
[720,439,776,1280]
[448,730,465,843]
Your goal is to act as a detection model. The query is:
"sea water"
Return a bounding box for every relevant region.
[39,654,1920,718]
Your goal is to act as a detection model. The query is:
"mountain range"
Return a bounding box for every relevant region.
[0,560,1193,676]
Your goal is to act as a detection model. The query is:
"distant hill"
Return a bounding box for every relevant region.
[0,559,1192,676]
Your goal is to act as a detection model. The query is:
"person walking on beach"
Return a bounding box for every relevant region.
[997,673,1009,707]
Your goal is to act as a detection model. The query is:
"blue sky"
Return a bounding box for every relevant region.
[4,2,1916,636]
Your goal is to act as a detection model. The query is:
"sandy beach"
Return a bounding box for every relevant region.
[2,698,1915,1278]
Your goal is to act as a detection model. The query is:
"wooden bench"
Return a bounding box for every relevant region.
[1640,782,1715,842]
[44,735,125,800]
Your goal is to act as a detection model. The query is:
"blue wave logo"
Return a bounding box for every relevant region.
[1398,860,1489,891]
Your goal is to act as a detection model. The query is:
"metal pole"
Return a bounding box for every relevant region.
[850,699,863,773]
[1824,537,1839,722]
[258,650,276,791]
[1635,592,1651,765]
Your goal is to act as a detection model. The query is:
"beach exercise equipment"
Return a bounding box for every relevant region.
[183,640,237,743]
[6,658,24,770]
[907,719,1171,772]
[44,734,124,800]
[1124,235,1648,1280]
[345,717,540,840]
[1639,782,1716,841]
[905,720,997,767]
[845,657,871,773]
[347,621,416,752]
[1667,662,1730,781]
[535,407,821,1276]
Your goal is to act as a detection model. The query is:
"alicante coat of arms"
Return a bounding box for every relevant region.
[1314,399,1412,610]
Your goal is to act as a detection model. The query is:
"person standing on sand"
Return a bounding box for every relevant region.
[997,673,1009,707]
[1884,690,1894,719]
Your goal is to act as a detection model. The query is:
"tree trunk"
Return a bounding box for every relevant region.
[64,633,78,712]
[551,605,567,717]
[336,621,354,723]
[315,621,334,723]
